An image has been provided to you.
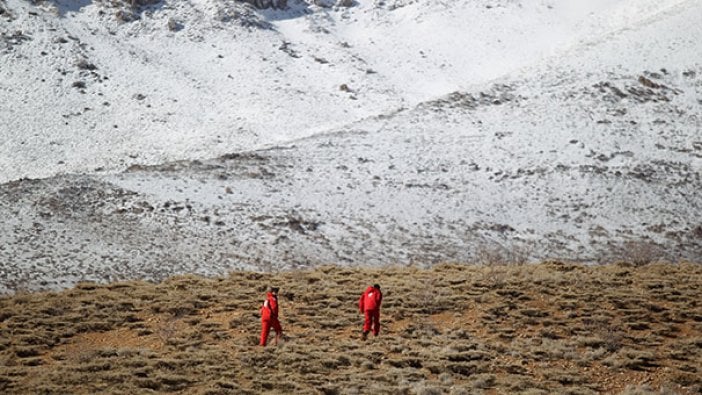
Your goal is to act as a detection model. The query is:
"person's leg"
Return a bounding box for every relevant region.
[362,310,372,339]
[272,318,283,345]
[372,310,381,336]
[260,320,271,346]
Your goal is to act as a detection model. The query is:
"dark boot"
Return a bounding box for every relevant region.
[361,331,368,341]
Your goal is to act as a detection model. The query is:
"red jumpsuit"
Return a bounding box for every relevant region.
[359,286,383,336]
[260,292,282,346]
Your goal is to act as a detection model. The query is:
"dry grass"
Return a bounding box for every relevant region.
[1,262,701,394]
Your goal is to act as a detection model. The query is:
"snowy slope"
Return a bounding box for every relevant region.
[1,0,701,293]
[2,0,692,182]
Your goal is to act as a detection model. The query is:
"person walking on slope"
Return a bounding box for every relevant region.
[359,284,382,340]
[260,287,283,346]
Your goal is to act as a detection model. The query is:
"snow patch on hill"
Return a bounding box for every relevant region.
[1,0,701,292]
[2,0,694,183]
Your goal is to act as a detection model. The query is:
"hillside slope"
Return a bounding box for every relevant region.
[1,262,701,394]
[1,0,697,182]
[1,0,701,293]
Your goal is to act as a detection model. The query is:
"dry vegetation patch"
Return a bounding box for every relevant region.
[1,262,701,394]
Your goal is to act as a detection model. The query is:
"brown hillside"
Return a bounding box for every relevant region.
[1,262,701,394]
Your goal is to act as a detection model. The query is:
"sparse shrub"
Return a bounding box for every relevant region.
[137,378,161,390]
[14,347,40,358]
[447,362,479,376]
[579,347,608,364]
[542,369,586,385]
[75,321,114,333]
[319,385,340,395]
[361,360,375,370]
[449,387,473,395]
[520,308,549,318]
[610,240,667,266]
[603,350,658,371]
[618,384,659,395]
[438,372,453,385]
[155,374,192,391]
[576,336,606,348]
[342,385,361,395]
[471,373,496,389]
[20,357,44,366]
[513,390,551,395]
[474,242,533,266]
[559,388,598,395]
[669,371,702,387]
[157,318,177,343]
[76,361,112,372]
[412,383,444,395]
[0,309,13,322]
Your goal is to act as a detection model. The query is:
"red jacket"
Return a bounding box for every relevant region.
[359,286,382,312]
[261,292,279,321]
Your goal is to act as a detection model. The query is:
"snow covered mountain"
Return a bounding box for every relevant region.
[1,0,701,292]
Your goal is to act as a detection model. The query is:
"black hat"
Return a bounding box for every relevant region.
[373,284,380,290]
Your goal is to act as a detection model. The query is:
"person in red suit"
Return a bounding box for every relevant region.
[358,284,382,340]
[260,287,283,346]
